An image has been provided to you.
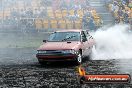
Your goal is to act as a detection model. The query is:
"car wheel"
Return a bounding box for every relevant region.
[76,52,82,65]
[79,76,86,84]
[38,60,47,65]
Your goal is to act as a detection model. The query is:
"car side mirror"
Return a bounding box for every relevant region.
[89,36,93,39]
[43,40,47,42]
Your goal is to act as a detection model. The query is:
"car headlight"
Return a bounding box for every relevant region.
[37,50,46,54]
[62,50,77,54]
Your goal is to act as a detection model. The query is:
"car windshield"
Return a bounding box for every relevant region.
[48,32,80,42]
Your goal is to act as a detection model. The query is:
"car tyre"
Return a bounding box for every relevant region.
[38,60,47,65]
[76,52,82,65]
[79,76,86,84]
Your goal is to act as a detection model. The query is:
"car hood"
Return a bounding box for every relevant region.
[38,41,81,50]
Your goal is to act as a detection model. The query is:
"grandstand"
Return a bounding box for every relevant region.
[2,0,131,31]
[107,0,132,24]
[0,0,104,31]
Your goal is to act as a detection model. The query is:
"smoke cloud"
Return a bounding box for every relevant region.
[91,24,132,60]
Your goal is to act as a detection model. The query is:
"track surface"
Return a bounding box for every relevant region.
[0,60,132,88]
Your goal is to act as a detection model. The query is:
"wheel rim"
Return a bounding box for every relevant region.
[77,54,82,63]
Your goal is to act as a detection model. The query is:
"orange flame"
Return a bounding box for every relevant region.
[78,65,86,76]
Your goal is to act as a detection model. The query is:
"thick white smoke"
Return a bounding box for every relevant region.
[91,24,132,60]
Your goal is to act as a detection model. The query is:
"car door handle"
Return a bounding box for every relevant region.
[89,36,92,39]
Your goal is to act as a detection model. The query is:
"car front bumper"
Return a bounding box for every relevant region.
[36,53,77,61]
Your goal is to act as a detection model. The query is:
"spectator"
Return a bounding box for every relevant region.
[115,16,120,24]
[59,0,67,10]
[108,0,132,24]
[88,17,96,31]
[25,8,33,18]
[118,8,124,17]
[20,9,26,18]
[128,1,132,8]
[123,11,129,23]
[111,3,119,12]
[82,15,89,29]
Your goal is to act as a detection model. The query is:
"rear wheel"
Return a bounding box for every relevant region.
[75,52,82,65]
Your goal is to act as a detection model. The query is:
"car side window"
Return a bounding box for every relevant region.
[84,31,90,38]
[81,31,87,42]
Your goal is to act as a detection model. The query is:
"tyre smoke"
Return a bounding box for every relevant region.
[92,24,132,60]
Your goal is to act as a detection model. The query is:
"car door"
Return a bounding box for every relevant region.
[84,31,94,48]
[81,31,90,56]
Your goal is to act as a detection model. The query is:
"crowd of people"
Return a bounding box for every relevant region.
[4,0,102,30]
[0,0,103,31]
[0,0,132,31]
[58,0,102,30]
[108,0,132,24]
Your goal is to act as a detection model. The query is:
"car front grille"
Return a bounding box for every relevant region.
[46,50,62,54]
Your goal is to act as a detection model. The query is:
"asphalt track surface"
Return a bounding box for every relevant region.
[0,31,132,88]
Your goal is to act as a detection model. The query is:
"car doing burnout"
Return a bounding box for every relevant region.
[36,30,95,65]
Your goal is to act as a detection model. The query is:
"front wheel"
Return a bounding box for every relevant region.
[79,76,86,84]
[75,52,82,65]
[38,59,47,65]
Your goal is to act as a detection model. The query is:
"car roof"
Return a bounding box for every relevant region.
[55,29,82,32]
